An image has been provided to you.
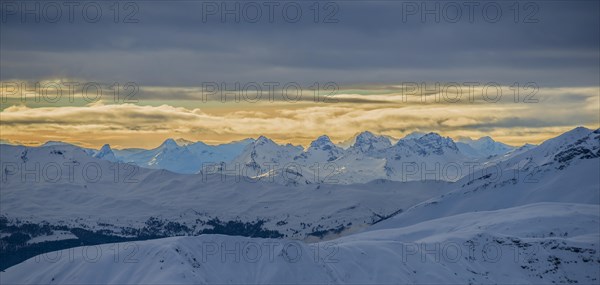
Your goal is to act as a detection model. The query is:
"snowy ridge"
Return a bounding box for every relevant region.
[370,127,600,230]
[116,138,254,174]
[18,130,524,183]
[350,131,392,154]
[224,131,516,183]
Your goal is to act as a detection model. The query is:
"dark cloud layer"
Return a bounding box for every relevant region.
[1,0,598,87]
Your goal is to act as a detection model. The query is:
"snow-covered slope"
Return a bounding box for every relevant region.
[1,127,598,282]
[3,203,598,284]
[371,127,600,230]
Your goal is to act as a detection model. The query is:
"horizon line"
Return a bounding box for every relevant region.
[3,126,597,151]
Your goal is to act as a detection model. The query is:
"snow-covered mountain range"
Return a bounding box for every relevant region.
[1,127,598,283]
[15,130,521,183]
[113,138,254,174]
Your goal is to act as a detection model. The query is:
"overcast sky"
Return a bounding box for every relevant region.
[1,1,599,148]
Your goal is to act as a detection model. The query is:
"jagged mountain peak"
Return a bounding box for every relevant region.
[356,131,376,140]
[417,132,447,141]
[538,126,597,152]
[159,138,180,149]
[300,135,343,162]
[556,126,593,140]
[94,144,117,162]
[99,143,112,151]
[352,131,392,152]
[255,135,276,146]
[531,126,595,154]
[420,133,458,153]
[401,132,456,146]
[393,132,459,157]
[309,135,334,149]
[174,138,194,146]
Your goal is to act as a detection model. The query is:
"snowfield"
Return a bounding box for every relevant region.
[0,127,598,283]
[2,203,598,284]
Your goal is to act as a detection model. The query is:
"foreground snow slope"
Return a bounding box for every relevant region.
[3,203,598,284]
